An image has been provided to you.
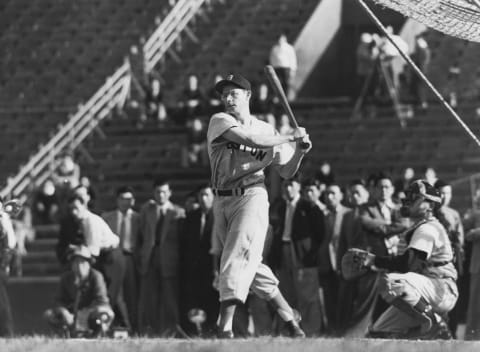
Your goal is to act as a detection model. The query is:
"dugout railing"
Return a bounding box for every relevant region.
[0,0,207,199]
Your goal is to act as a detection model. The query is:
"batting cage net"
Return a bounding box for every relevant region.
[371,0,480,42]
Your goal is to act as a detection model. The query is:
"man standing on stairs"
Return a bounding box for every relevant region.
[207,73,311,338]
[269,34,297,100]
[102,186,140,333]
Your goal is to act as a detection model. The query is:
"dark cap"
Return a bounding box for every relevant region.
[405,179,442,204]
[68,245,93,262]
[214,74,251,94]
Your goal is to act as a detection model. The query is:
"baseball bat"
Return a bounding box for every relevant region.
[264,65,310,149]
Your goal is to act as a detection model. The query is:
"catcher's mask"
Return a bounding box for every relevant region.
[400,179,441,217]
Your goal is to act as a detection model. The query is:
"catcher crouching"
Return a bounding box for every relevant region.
[342,180,458,339]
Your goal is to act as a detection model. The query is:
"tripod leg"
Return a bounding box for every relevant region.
[352,65,376,119]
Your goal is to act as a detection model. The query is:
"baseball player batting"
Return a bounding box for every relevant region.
[207,73,311,338]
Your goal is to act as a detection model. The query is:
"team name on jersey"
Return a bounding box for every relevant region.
[226,142,268,161]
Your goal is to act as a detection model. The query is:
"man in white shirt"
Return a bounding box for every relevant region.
[102,186,140,333]
[68,194,122,328]
[69,195,119,256]
[269,34,297,98]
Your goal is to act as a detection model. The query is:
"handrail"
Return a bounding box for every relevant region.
[0,62,130,198]
[0,0,207,198]
[144,0,205,71]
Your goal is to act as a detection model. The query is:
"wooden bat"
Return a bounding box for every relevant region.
[264,65,310,149]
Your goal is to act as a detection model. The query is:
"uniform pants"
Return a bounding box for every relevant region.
[372,272,458,333]
[213,186,279,303]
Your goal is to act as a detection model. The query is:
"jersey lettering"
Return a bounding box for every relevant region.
[226,142,268,161]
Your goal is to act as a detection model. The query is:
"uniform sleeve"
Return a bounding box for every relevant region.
[408,223,437,259]
[271,127,295,166]
[207,113,239,144]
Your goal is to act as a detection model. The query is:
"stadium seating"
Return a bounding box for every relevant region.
[424,30,480,101]
[159,0,320,105]
[0,0,172,185]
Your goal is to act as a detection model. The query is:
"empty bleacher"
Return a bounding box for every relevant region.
[0,0,173,186]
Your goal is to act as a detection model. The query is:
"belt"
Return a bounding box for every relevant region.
[429,260,451,267]
[213,188,245,196]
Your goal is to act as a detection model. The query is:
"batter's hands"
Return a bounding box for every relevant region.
[298,134,312,152]
[292,127,312,152]
[292,127,306,140]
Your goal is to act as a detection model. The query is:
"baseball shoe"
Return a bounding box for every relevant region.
[419,316,452,340]
[286,319,306,338]
[372,316,452,340]
[216,329,234,339]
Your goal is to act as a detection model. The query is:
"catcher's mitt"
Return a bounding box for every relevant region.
[341,248,373,280]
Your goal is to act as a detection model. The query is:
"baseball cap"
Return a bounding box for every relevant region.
[405,179,442,204]
[68,245,93,262]
[214,74,251,94]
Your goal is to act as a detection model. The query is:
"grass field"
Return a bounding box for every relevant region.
[0,337,479,352]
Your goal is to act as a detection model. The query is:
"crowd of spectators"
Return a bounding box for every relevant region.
[3,150,480,340]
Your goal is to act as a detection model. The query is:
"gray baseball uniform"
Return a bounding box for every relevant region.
[207,112,294,303]
[372,218,458,333]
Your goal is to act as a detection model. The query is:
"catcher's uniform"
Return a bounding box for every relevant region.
[207,112,294,302]
[371,217,458,333]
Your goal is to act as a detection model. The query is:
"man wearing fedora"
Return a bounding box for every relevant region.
[44,245,114,337]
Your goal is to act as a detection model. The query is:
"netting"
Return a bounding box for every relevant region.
[371,0,480,42]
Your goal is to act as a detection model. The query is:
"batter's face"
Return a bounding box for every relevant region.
[221,85,251,116]
[154,184,171,205]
